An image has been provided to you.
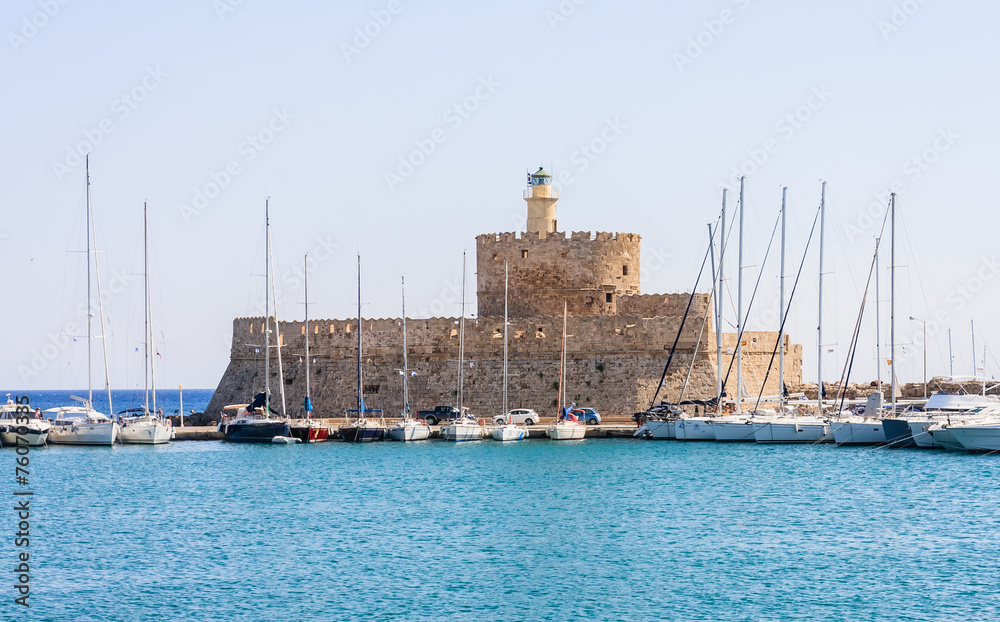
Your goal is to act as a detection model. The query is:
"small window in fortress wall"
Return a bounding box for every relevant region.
[622,265,629,276]
[606,293,613,303]
[535,327,545,339]
[521,250,528,259]
[450,328,458,338]
[315,325,319,334]
[300,326,305,335]
[493,254,498,261]
[329,324,334,334]
[345,324,351,333]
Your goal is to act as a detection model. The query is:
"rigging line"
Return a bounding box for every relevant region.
[750,201,823,412]
[720,207,783,398]
[648,224,717,409]
[834,241,880,414]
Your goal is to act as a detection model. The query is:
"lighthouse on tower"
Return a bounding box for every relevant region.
[524,167,559,238]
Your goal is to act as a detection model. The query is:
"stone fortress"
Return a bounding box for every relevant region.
[205,169,803,419]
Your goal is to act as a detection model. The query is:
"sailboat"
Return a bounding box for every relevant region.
[220,199,291,442]
[119,203,173,444]
[442,252,486,442]
[340,255,387,442]
[290,253,330,442]
[388,276,431,442]
[47,155,119,446]
[548,301,586,441]
[493,262,527,442]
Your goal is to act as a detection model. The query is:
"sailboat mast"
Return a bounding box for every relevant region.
[817,181,827,417]
[401,276,409,417]
[558,300,567,414]
[86,156,93,406]
[708,222,718,413]
[268,226,287,418]
[357,254,363,416]
[778,187,787,412]
[143,203,151,413]
[88,158,113,414]
[890,192,896,416]
[736,177,745,413]
[971,320,976,378]
[876,238,882,397]
[264,200,271,416]
[304,254,311,418]
[716,190,726,416]
[458,251,466,412]
[503,261,509,416]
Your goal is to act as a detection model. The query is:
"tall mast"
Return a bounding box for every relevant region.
[268,224,287,418]
[948,329,954,377]
[778,187,787,412]
[88,156,113,414]
[558,300,567,414]
[817,181,827,417]
[716,189,726,416]
[876,238,882,397]
[264,199,271,416]
[736,177,745,413]
[304,253,311,419]
[890,192,896,416]
[357,254,363,417]
[458,251,466,412]
[86,156,93,405]
[708,223,718,413]
[401,276,409,418]
[503,261,509,416]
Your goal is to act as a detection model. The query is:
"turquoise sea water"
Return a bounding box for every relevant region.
[5,439,1000,621]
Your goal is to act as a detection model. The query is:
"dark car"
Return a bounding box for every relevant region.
[416,405,462,425]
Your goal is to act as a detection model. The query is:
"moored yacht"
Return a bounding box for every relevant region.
[118,409,174,444]
[0,397,51,447]
[674,416,715,441]
[948,411,1000,451]
[46,402,119,446]
[713,410,778,443]
[386,276,430,443]
[442,411,486,442]
[218,397,290,443]
[753,416,832,444]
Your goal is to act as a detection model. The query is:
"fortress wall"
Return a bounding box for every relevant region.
[476,231,641,318]
[204,315,801,420]
[617,293,712,325]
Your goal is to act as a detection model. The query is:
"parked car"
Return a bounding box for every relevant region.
[492,409,540,426]
[416,405,461,425]
[570,408,601,425]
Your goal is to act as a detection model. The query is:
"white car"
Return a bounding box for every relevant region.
[493,409,540,426]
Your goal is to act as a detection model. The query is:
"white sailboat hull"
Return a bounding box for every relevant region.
[547,422,586,440]
[387,422,431,442]
[753,420,831,444]
[441,423,484,442]
[675,418,715,441]
[830,421,886,446]
[712,421,758,442]
[119,419,173,444]
[646,420,675,440]
[48,421,119,446]
[492,425,527,441]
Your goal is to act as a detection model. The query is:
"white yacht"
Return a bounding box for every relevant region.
[386,277,430,443]
[490,262,527,444]
[441,412,485,442]
[548,417,586,441]
[830,417,886,446]
[905,394,997,449]
[118,409,174,444]
[0,397,51,447]
[46,403,119,446]
[948,410,1000,451]
[713,410,778,443]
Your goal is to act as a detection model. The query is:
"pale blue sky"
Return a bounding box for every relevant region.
[3,0,998,391]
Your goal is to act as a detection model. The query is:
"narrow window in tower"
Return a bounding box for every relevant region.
[606,293,613,303]
[300,326,305,335]
[493,254,498,261]
[622,265,629,276]
[521,250,528,259]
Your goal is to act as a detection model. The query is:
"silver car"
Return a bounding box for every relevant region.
[492,409,540,426]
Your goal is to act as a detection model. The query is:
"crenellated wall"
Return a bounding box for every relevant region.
[476,231,641,318]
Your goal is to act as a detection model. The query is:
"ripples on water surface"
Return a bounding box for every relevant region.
[11,440,1000,621]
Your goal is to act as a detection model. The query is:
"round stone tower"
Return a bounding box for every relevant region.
[476,168,641,318]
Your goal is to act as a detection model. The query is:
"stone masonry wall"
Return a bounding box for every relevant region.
[476,231,641,318]
[204,313,802,420]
